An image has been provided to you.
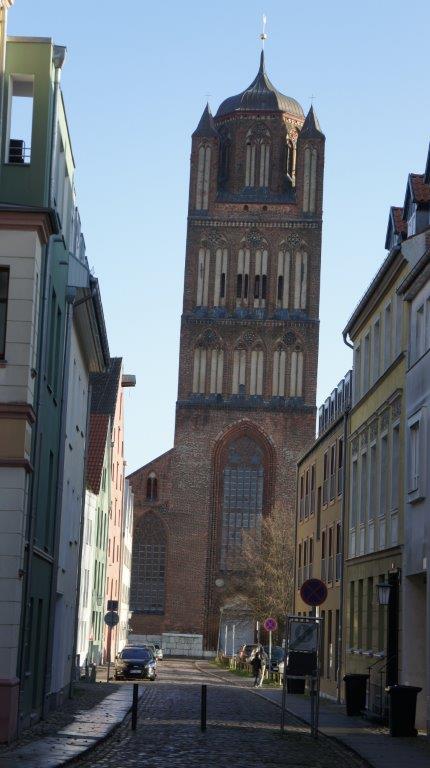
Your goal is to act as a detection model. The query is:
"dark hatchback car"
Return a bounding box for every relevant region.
[262,645,285,673]
[114,646,157,680]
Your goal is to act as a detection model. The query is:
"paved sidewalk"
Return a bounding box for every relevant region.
[200,662,430,768]
[0,684,139,768]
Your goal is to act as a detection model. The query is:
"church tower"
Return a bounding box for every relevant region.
[128,52,325,651]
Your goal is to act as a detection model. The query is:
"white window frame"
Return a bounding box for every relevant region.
[407,409,426,503]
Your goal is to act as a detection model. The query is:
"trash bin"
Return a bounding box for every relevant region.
[343,674,369,716]
[287,677,306,694]
[385,685,422,737]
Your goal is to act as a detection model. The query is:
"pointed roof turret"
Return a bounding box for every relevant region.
[215,51,303,119]
[300,105,325,139]
[192,102,218,138]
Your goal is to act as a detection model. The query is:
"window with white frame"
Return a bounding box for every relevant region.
[350,456,358,557]
[379,431,389,548]
[354,344,361,403]
[384,302,392,370]
[372,318,380,383]
[363,333,370,393]
[415,304,425,360]
[368,440,377,553]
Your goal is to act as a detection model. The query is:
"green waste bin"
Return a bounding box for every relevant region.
[385,685,422,737]
[343,674,368,716]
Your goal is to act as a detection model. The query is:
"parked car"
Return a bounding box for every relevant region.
[262,645,285,674]
[114,646,156,680]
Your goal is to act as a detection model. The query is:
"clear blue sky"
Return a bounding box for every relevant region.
[8,1,430,472]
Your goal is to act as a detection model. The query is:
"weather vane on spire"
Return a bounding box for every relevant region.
[260,14,268,49]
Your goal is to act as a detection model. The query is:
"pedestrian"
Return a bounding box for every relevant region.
[258,646,268,687]
[250,651,262,687]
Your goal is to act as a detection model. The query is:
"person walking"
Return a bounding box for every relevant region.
[257,646,268,687]
[250,651,262,687]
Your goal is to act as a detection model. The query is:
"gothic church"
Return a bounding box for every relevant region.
[128,52,325,651]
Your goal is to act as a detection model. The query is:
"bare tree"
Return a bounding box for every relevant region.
[224,505,295,629]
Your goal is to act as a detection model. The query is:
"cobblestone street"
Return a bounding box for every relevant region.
[74,660,368,768]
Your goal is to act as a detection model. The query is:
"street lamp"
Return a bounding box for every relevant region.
[376,581,391,606]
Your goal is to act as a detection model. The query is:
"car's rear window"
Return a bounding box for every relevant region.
[121,648,151,661]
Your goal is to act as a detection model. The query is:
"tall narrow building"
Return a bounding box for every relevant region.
[129,52,325,652]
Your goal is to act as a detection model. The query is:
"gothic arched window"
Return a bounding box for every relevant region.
[294,249,308,310]
[285,139,294,179]
[232,345,246,394]
[277,248,291,308]
[196,144,211,210]
[193,347,207,393]
[290,347,304,397]
[272,346,286,396]
[209,348,224,394]
[245,125,271,188]
[259,142,270,187]
[130,513,166,614]
[236,247,250,305]
[196,246,210,306]
[146,471,158,501]
[250,347,264,395]
[220,436,264,572]
[214,247,228,307]
[303,145,317,213]
[253,249,268,308]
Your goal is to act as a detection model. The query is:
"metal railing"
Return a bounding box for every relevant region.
[367,656,393,723]
[8,138,31,164]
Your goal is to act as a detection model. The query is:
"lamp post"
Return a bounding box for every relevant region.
[376,569,400,686]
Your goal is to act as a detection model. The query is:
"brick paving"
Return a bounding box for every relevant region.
[74,659,368,768]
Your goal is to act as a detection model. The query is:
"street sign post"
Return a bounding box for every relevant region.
[263,618,278,678]
[104,611,120,627]
[104,610,120,681]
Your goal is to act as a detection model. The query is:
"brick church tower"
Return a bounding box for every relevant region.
[128,51,325,652]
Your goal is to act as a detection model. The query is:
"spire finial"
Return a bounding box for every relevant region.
[260,13,268,50]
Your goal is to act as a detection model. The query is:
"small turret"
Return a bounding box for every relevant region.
[192,103,218,139]
[300,105,324,139]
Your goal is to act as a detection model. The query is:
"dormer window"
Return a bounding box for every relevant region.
[407,203,417,238]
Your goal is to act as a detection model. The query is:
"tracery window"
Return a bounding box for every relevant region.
[290,347,304,397]
[220,436,264,572]
[130,513,166,614]
[232,346,246,394]
[250,347,264,395]
[193,347,207,393]
[245,125,271,188]
[196,144,211,210]
[209,348,224,394]
[146,472,158,501]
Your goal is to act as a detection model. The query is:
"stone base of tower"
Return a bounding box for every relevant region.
[128,405,315,651]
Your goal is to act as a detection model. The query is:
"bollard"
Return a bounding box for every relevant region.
[131,683,138,731]
[201,684,207,731]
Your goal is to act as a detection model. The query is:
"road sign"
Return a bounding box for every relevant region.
[104,611,119,627]
[264,617,278,632]
[300,578,328,607]
[107,599,118,611]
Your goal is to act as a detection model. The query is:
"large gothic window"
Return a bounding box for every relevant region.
[277,248,291,308]
[272,346,286,396]
[197,247,210,307]
[236,248,250,305]
[294,249,308,310]
[253,249,268,308]
[290,347,304,397]
[303,145,317,213]
[130,513,166,614]
[214,247,228,307]
[220,437,264,572]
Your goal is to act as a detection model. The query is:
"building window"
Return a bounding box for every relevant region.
[220,436,264,572]
[290,348,303,397]
[363,333,370,393]
[209,348,224,394]
[253,249,268,307]
[146,472,158,501]
[250,348,264,395]
[407,411,425,502]
[259,142,270,187]
[236,248,250,305]
[384,302,392,369]
[245,140,256,187]
[7,75,34,164]
[379,432,389,548]
[354,344,361,403]
[329,443,336,501]
[293,250,308,310]
[196,144,211,210]
[323,451,329,505]
[197,247,210,307]
[335,523,341,580]
[337,438,343,495]
[130,513,166,614]
[372,318,380,383]
[303,145,317,213]
[415,304,425,360]
[0,267,9,358]
[272,347,286,396]
[193,347,207,393]
[232,347,246,394]
[214,248,228,307]
[276,249,290,308]
[359,449,367,555]
[349,458,358,557]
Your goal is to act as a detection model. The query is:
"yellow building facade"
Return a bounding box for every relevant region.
[295,371,351,699]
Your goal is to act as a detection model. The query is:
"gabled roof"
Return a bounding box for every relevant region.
[216,51,303,119]
[299,105,324,139]
[90,357,122,425]
[404,174,430,219]
[192,103,218,139]
[86,413,110,494]
[385,206,406,250]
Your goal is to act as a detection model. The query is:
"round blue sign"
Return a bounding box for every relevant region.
[300,578,328,607]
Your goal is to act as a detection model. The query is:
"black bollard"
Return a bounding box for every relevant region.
[201,684,207,731]
[131,683,138,730]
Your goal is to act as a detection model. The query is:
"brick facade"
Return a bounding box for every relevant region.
[129,55,325,649]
